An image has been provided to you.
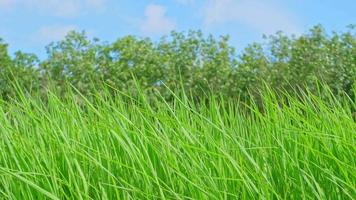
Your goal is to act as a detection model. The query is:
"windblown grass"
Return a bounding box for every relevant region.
[0,87,355,199]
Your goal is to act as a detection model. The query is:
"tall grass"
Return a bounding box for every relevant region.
[0,86,355,199]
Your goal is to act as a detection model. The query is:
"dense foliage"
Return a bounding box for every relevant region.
[1,25,355,199]
[0,87,355,199]
[0,25,355,101]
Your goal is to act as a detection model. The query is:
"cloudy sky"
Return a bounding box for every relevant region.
[0,0,355,57]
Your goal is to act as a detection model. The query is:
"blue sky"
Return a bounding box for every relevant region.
[0,0,355,58]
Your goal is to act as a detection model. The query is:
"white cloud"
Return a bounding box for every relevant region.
[1,0,106,17]
[27,0,80,17]
[175,0,195,5]
[86,0,106,8]
[139,4,176,35]
[203,0,301,35]
[32,25,77,44]
[0,0,15,9]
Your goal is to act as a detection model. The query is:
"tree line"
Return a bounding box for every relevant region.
[0,25,355,102]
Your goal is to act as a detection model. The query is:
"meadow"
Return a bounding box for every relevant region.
[0,86,355,199]
[0,24,355,199]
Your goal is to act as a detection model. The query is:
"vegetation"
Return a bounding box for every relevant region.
[0,25,355,199]
[0,25,355,101]
[0,86,355,199]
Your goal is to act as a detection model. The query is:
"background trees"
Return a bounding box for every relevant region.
[0,25,355,101]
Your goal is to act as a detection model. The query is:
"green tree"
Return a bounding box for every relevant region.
[1,25,355,102]
[41,31,104,94]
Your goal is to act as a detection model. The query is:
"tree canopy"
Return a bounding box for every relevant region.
[0,25,355,101]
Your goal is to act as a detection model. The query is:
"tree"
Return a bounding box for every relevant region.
[0,25,355,102]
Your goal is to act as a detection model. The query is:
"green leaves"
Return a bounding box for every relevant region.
[0,85,355,199]
[0,25,355,102]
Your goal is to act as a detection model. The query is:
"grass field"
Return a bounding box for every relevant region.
[0,87,355,199]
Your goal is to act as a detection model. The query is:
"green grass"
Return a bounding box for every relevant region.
[0,87,355,199]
